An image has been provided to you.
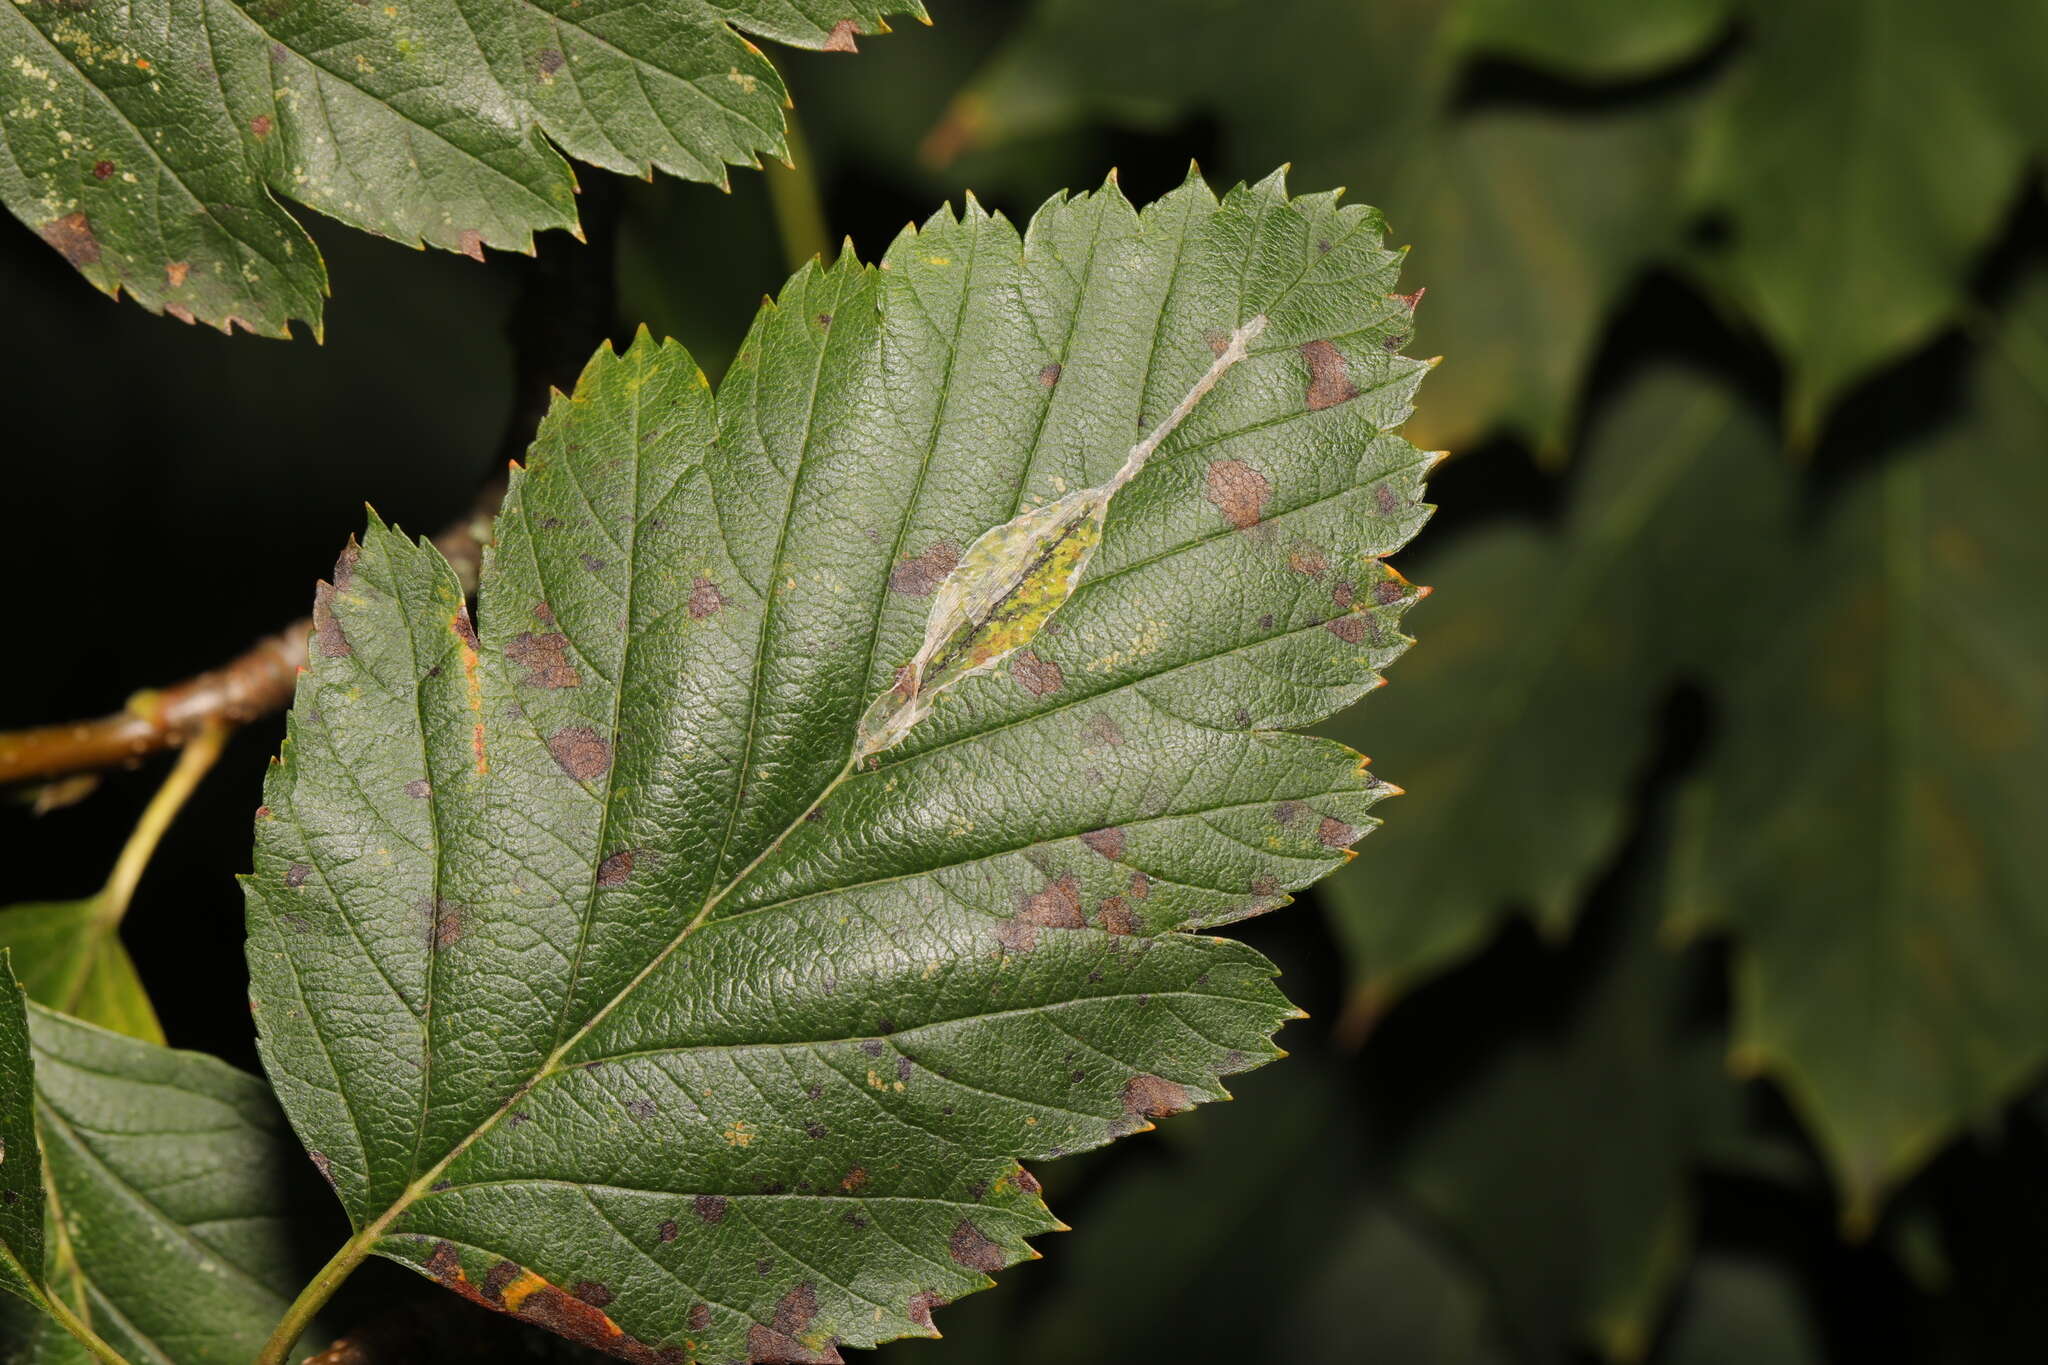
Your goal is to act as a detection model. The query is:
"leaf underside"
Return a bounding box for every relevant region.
[245,168,1433,1362]
[0,0,925,337]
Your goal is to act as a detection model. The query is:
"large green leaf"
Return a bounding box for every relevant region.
[1686,0,2047,444]
[930,0,1692,459]
[245,169,1433,1362]
[0,0,924,337]
[1317,368,1786,1016]
[1667,273,2048,1225]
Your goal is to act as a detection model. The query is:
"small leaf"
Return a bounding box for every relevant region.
[1686,0,2048,443]
[245,168,1434,1360]
[0,901,161,1045]
[0,0,927,335]
[1451,0,1734,81]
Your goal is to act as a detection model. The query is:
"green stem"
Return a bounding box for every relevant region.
[763,108,832,273]
[254,1226,379,1365]
[23,1274,130,1365]
[91,721,228,932]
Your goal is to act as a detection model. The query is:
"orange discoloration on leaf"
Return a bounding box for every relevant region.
[420,1242,684,1364]
[165,260,191,287]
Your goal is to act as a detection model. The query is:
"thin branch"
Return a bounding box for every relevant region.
[0,179,624,789]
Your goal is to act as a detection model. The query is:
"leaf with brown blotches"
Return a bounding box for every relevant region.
[246,169,1434,1363]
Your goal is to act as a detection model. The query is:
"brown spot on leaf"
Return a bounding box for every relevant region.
[429,900,465,949]
[1326,615,1370,644]
[1122,1074,1191,1122]
[1081,713,1123,747]
[574,1281,615,1308]
[1251,875,1280,897]
[312,583,352,657]
[249,114,273,139]
[580,552,607,573]
[165,260,190,288]
[748,1283,839,1364]
[688,1303,711,1331]
[458,229,485,262]
[694,1193,728,1224]
[1038,362,1062,388]
[547,726,611,781]
[1374,578,1407,605]
[1204,459,1269,530]
[658,1220,678,1243]
[1080,827,1125,860]
[889,542,959,597]
[507,632,580,688]
[91,159,114,180]
[333,542,360,591]
[404,779,431,799]
[308,1150,335,1187]
[1332,581,1354,610]
[1097,897,1137,934]
[537,47,565,75]
[1394,286,1426,312]
[822,18,859,50]
[1318,817,1358,848]
[1301,339,1359,411]
[840,1166,868,1193]
[997,873,1084,951]
[689,577,725,618]
[1373,483,1400,516]
[1013,1165,1042,1196]
[452,607,479,650]
[948,1222,1006,1275]
[1287,546,1327,577]
[597,849,635,887]
[1129,871,1150,900]
[285,863,312,888]
[1010,651,1063,696]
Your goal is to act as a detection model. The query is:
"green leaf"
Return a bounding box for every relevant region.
[1667,271,2048,1225]
[0,0,926,337]
[0,953,44,1311]
[6,1005,329,1365]
[0,902,160,1046]
[1660,1256,1823,1365]
[1450,0,1733,81]
[1686,0,2047,444]
[1393,876,1740,1362]
[1317,368,1787,1015]
[930,0,1692,458]
[245,168,1434,1361]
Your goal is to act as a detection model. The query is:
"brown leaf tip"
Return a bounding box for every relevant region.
[823,19,859,50]
[1122,1073,1192,1121]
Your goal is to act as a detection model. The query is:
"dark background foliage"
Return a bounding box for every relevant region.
[3,2,2043,1361]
